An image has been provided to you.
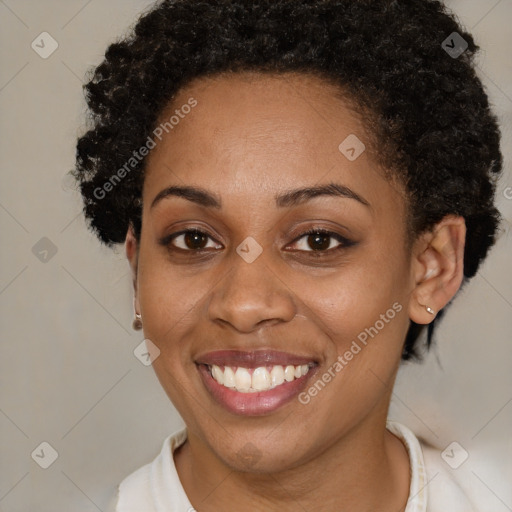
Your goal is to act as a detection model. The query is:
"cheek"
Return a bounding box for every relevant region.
[293,277,408,442]
[303,249,409,348]
[136,254,209,360]
[296,246,411,418]
[305,253,410,403]
[136,257,211,413]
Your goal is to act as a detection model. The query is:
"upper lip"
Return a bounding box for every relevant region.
[195,349,318,368]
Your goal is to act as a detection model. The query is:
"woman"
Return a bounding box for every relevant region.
[73,0,502,510]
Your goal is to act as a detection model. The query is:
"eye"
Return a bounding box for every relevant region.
[160,228,355,255]
[163,229,222,251]
[289,228,354,254]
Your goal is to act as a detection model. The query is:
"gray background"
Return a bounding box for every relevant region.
[0,1,511,510]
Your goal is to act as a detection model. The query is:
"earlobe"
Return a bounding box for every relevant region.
[409,215,466,325]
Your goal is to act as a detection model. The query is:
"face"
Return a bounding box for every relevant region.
[131,72,418,473]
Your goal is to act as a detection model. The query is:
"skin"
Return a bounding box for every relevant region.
[125,72,466,512]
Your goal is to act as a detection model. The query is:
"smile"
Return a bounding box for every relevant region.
[196,350,319,415]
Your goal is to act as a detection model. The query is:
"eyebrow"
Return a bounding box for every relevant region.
[150,182,370,210]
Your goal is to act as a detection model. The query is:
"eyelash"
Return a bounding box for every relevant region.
[160,227,355,256]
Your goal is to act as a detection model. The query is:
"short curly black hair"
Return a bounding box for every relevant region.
[73,0,502,361]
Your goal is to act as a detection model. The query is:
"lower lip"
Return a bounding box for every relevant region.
[197,364,317,416]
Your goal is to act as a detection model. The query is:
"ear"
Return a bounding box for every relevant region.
[125,224,140,315]
[409,215,466,324]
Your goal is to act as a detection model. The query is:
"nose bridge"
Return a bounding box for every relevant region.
[208,245,296,332]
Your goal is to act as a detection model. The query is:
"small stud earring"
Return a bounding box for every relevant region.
[425,306,435,315]
[132,312,142,330]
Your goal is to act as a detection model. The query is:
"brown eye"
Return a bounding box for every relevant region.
[289,229,355,254]
[166,230,222,251]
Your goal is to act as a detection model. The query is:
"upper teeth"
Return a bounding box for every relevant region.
[209,364,311,393]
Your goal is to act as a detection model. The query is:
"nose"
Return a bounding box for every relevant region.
[207,249,297,333]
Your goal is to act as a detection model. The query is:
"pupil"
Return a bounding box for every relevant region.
[309,233,329,251]
[185,231,206,249]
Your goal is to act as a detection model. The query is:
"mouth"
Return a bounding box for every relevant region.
[195,350,319,415]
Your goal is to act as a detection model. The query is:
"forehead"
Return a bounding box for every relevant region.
[142,72,401,212]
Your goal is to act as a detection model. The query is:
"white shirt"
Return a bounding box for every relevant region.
[109,421,475,511]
